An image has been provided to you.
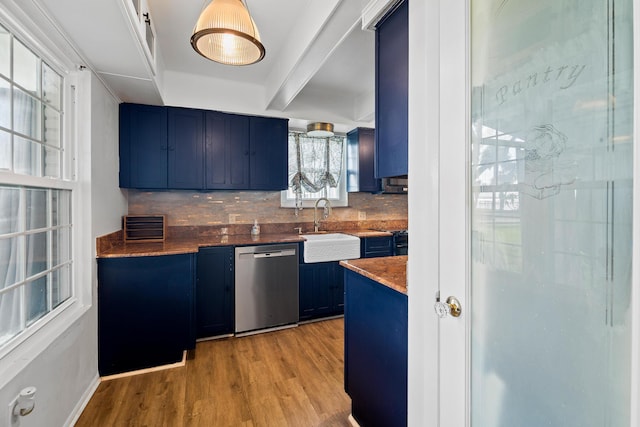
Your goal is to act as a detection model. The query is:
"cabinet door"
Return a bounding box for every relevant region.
[205,111,250,189]
[299,263,332,320]
[97,254,195,376]
[249,116,288,190]
[347,128,381,193]
[375,0,408,178]
[330,262,345,314]
[120,103,168,188]
[361,236,394,258]
[168,107,204,189]
[196,246,234,338]
[299,261,344,320]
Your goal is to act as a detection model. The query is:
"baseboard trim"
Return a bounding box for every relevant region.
[196,333,234,342]
[100,350,187,381]
[298,314,344,325]
[64,374,100,427]
[235,323,298,338]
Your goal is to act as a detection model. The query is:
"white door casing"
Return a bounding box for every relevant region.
[407,0,640,426]
[408,0,468,425]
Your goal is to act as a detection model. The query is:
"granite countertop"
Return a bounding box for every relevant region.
[340,256,408,295]
[339,229,392,238]
[97,233,306,258]
[97,229,393,258]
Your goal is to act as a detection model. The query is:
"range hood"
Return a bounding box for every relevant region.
[382,176,408,194]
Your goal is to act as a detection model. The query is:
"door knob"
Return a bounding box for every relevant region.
[434,295,462,318]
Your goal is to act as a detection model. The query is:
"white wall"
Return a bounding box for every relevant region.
[0,39,125,427]
[0,314,98,427]
[90,74,128,238]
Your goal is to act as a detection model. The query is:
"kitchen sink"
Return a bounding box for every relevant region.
[303,233,360,263]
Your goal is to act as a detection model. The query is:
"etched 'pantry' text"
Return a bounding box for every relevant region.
[495,64,587,105]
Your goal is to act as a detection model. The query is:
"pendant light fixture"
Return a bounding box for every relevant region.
[190,0,265,66]
[306,122,334,138]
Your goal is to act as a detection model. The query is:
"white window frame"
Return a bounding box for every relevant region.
[0,4,90,384]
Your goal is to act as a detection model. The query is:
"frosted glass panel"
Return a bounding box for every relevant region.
[470,0,633,426]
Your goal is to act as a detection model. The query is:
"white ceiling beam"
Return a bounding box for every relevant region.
[264,0,364,112]
[361,0,402,30]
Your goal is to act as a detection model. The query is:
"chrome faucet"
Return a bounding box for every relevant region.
[313,197,332,232]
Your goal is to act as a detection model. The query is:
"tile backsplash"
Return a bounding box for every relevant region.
[127,190,407,227]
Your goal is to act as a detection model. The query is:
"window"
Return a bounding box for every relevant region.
[281,131,348,208]
[0,23,74,351]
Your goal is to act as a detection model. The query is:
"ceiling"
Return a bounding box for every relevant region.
[32,0,379,133]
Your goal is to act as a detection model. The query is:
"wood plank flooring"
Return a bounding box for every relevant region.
[75,318,351,427]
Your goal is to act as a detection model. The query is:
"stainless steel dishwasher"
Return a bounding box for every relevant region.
[235,243,299,335]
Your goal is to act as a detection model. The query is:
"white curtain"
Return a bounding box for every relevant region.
[0,187,21,345]
[0,87,45,344]
[287,132,344,209]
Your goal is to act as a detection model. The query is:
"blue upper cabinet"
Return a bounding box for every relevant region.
[168,107,205,189]
[120,103,168,188]
[249,116,289,191]
[119,103,288,191]
[347,127,381,193]
[205,111,250,189]
[375,0,408,178]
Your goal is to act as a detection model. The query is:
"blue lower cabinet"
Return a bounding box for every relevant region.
[299,261,344,321]
[196,246,234,338]
[344,269,408,427]
[361,236,394,258]
[98,254,196,376]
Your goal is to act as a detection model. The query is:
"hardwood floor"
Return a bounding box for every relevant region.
[76,318,351,426]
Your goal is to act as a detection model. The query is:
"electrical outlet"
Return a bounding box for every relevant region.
[358,211,367,220]
[228,214,238,224]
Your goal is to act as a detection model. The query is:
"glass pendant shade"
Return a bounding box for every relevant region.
[191,0,265,66]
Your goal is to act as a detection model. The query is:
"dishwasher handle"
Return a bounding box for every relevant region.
[251,249,296,258]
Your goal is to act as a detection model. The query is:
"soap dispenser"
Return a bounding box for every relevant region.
[251,219,260,236]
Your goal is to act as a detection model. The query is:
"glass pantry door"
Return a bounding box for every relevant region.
[467,0,634,425]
